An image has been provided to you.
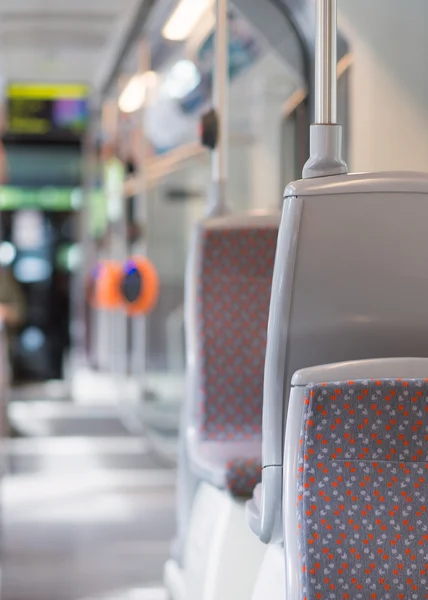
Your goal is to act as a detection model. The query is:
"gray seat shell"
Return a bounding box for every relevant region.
[255,171,428,543]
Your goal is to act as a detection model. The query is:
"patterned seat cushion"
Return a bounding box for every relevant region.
[225,458,262,498]
[297,379,428,600]
[196,226,277,443]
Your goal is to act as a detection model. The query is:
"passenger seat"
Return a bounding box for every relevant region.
[283,358,428,600]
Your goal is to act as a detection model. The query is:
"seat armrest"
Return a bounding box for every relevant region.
[246,467,283,544]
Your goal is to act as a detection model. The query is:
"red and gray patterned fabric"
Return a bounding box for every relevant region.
[225,458,262,498]
[196,226,277,442]
[297,379,428,600]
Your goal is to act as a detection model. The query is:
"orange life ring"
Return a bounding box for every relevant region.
[120,256,159,316]
[90,261,122,310]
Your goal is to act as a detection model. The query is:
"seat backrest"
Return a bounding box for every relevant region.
[172,212,279,564]
[186,212,279,446]
[260,172,428,543]
[285,358,428,600]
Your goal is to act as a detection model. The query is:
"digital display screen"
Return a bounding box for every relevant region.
[6,83,89,138]
[5,144,82,187]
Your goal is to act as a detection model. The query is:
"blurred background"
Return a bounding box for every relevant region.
[0,0,426,599]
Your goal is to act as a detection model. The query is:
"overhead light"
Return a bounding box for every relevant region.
[21,327,45,353]
[163,60,201,99]
[118,71,157,114]
[119,75,146,113]
[14,257,52,283]
[162,0,212,41]
[71,188,83,210]
[0,241,16,266]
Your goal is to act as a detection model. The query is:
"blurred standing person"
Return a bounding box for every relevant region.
[0,139,7,185]
[0,99,9,185]
[0,140,9,185]
[0,135,26,366]
[0,265,26,354]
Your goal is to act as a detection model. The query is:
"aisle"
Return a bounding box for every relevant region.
[1,435,176,600]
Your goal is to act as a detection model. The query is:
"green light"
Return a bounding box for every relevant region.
[0,186,81,211]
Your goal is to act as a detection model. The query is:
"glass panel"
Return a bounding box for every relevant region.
[143,162,207,447]
[140,6,306,447]
[145,5,304,210]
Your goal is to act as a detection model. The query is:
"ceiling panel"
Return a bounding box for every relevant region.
[0,0,127,16]
[0,0,137,84]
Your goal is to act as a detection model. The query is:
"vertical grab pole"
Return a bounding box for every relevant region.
[208,0,229,215]
[315,0,337,125]
[302,0,347,179]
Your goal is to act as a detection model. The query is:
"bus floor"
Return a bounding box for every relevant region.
[0,404,176,600]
